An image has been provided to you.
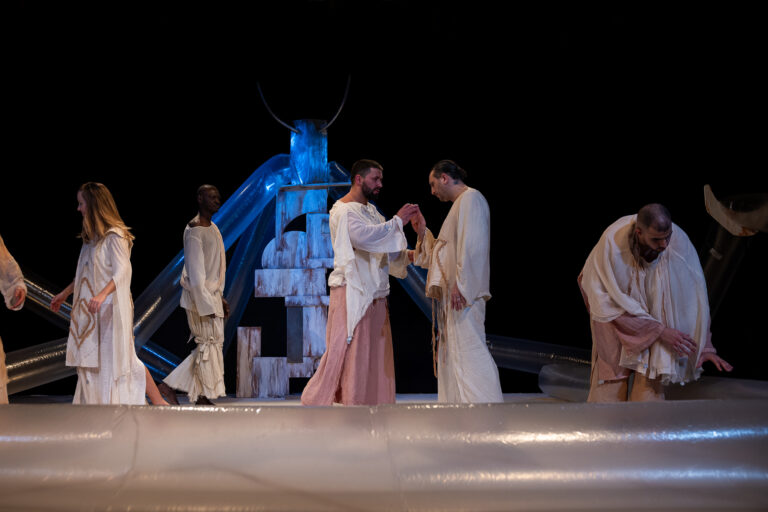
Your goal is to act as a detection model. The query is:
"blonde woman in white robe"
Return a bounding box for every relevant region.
[0,234,27,404]
[50,182,168,405]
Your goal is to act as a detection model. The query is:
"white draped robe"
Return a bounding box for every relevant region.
[414,188,503,403]
[66,228,146,404]
[580,215,711,384]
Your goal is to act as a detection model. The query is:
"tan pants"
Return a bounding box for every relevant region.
[588,359,664,402]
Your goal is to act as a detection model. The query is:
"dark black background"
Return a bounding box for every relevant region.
[3,2,766,396]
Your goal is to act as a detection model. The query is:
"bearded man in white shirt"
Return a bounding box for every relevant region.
[160,185,229,406]
[301,159,418,406]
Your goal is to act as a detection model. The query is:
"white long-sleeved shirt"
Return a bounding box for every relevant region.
[180,223,226,317]
[327,200,409,340]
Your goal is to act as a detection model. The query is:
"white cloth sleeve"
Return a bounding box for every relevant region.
[105,234,132,292]
[455,192,490,303]
[347,213,407,253]
[184,232,219,316]
[388,249,409,279]
[0,234,26,311]
[104,233,135,378]
[413,228,436,269]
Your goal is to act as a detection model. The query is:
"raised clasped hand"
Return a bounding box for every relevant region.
[396,203,419,224]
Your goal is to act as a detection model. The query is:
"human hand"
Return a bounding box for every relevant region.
[88,292,107,314]
[50,291,66,313]
[450,282,467,311]
[396,203,419,224]
[11,286,26,309]
[410,207,426,239]
[222,298,230,318]
[659,327,697,357]
[696,351,733,372]
[407,249,415,263]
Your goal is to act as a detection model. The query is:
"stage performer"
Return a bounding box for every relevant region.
[51,182,168,405]
[0,234,27,404]
[301,159,418,406]
[159,185,228,406]
[410,160,503,403]
[578,203,733,402]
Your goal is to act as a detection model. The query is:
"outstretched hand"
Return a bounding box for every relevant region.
[396,203,419,224]
[697,351,733,372]
[50,291,66,313]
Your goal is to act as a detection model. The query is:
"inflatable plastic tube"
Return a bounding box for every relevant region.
[1,400,766,510]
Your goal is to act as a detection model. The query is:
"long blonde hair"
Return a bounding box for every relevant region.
[78,182,135,244]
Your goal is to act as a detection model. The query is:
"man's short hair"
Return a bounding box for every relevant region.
[197,184,217,197]
[350,159,383,181]
[431,160,467,182]
[637,203,672,231]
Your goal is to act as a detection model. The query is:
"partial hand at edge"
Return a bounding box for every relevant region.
[11,286,26,309]
[451,282,467,311]
[696,351,733,372]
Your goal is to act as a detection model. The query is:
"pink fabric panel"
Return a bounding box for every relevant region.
[301,287,395,406]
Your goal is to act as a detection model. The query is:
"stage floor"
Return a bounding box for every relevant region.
[9,392,566,406]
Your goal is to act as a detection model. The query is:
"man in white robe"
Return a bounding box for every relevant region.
[411,160,503,403]
[0,234,27,404]
[301,159,418,406]
[579,203,733,402]
[161,185,228,406]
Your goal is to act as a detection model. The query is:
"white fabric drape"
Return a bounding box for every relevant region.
[580,215,710,384]
[163,310,226,402]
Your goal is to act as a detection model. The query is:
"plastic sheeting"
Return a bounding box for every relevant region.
[538,363,768,402]
[1,400,766,511]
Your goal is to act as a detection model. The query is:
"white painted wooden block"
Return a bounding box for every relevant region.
[303,305,328,357]
[287,357,317,378]
[254,268,327,297]
[285,296,329,307]
[236,327,261,398]
[261,231,308,269]
[306,213,332,260]
[252,357,289,398]
[276,189,327,249]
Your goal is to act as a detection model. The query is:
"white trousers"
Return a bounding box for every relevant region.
[164,309,225,402]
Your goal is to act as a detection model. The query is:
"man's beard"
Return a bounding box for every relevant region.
[362,184,379,200]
